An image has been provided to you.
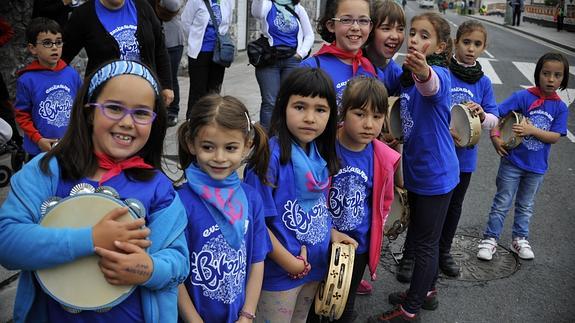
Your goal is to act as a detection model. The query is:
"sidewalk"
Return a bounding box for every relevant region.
[469,13,575,52]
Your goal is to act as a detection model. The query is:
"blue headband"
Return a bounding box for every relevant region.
[88,60,160,98]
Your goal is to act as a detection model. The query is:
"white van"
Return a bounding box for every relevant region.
[418,0,435,8]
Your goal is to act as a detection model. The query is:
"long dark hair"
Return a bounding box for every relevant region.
[177,94,270,184]
[40,60,167,181]
[269,67,340,176]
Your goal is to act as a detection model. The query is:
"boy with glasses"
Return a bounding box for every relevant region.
[15,17,81,160]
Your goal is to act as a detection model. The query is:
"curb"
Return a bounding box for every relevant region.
[471,16,575,53]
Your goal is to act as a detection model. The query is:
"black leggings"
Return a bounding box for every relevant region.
[402,190,453,314]
[440,172,472,255]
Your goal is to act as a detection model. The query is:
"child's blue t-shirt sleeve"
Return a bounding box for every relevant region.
[480,77,499,117]
[243,155,279,218]
[249,188,272,263]
[14,77,32,111]
[300,55,318,68]
[497,91,519,117]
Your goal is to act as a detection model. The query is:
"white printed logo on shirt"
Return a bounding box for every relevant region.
[329,166,367,231]
[523,110,553,151]
[39,84,73,127]
[281,195,330,245]
[399,95,414,141]
[190,234,247,304]
[110,25,140,61]
[274,12,298,33]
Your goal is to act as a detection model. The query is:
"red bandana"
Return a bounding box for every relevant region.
[95,152,153,185]
[314,42,376,76]
[527,87,561,112]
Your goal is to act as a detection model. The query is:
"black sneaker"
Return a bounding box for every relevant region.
[396,256,414,283]
[388,289,438,311]
[439,253,460,277]
[367,306,418,323]
[167,116,178,127]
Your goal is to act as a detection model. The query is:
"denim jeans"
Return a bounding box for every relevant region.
[483,158,544,240]
[167,45,183,117]
[255,55,301,129]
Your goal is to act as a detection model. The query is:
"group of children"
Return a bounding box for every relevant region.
[0,0,570,322]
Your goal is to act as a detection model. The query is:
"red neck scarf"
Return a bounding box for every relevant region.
[95,152,153,185]
[527,86,561,112]
[314,42,376,76]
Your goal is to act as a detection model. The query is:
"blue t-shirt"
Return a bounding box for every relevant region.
[267,5,298,48]
[300,54,385,110]
[450,74,499,172]
[399,66,459,195]
[45,171,176,322]
[177,182,270,323]
[201,0,222,52]
[15,66,82,155]
[499,89,568,174]
[243,137,332,291]
[95,0,140,61]
[330,142,373,254]
[378,59,402,96]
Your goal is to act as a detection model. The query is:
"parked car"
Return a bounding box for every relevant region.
[418,0,435,9]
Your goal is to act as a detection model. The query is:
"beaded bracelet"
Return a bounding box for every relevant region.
[238,310,256,320]
[288,256,311,279]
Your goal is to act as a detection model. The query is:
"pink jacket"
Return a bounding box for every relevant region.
[368,139,401,280]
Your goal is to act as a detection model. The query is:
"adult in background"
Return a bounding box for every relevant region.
[251,0,314,130]
[32,0,77,29]
[509,0,524,27]
[62,0,174,106]
[153,0,184,127]
[555,1,565,32]
[181,0,234,120]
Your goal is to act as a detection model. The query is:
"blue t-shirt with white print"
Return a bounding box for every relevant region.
[450,73,499,172]
[499,89,568,174]
[95,0,140,61]
[201,0,222,52]
[243,137,331,291]
[267,5,298,48]
[399,65,459,195]
[301,54,385,111]
[15,66,81,155]
[330,141,373,254]
[378,58,402,96]
[177,182,270,323]
[45,171,176,323]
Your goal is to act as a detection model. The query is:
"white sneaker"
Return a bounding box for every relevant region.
[511,238,534,260]
[477,238,497,261]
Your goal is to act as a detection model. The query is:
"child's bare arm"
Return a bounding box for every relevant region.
[178,284,204,323]
[236,262,264,323]
[266,227,309,275]
[513,119,561,144]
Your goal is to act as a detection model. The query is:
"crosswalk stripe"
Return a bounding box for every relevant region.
[513,61,536,85]
[477,58,502,84]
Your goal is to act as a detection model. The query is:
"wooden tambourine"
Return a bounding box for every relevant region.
[382,96,403,143]
[35,183,146,313]
[450,103,482,148]
[384,186,410,240]
[499,111,524,150]
[314,242,356,321]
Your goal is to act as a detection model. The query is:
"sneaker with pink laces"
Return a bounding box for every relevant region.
[367,305,418,322]
[357,279,373,295]
[511,237,534,260]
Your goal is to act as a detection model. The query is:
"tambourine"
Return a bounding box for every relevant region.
[499,111,524,150]
[314,242,356,321]
[35,183,146,313]
[383,96,403,143]
[384,186,409,240]
[450,103,482,148]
